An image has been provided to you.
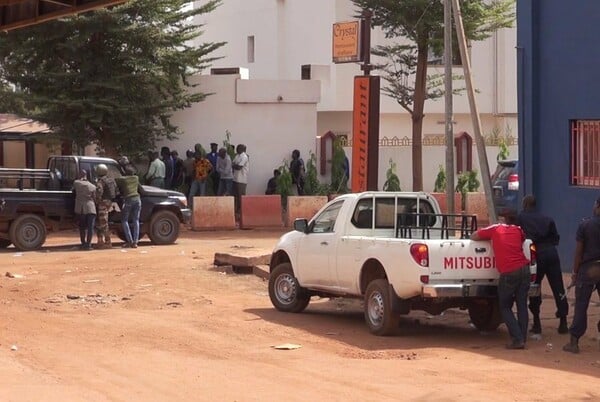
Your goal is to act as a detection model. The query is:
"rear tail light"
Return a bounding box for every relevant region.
[410,243,429,267]
[529,244,537,266]
[420,275,429,284]
[529,244,537,283]
[508,174,519,191]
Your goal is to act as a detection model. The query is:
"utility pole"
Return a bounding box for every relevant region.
[444,0,455,215]
[451,0,497,223]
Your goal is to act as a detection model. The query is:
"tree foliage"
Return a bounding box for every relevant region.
[383,158,401,191]
[0,0,225,158]
[351,0,515,190]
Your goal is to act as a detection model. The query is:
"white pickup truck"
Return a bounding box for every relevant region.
[268,191,539,336]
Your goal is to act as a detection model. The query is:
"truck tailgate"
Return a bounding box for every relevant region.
[427,239,499,281]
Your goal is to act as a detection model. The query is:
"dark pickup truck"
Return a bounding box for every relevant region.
[0,155,191,251]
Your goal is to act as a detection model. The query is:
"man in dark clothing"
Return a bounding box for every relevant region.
[563,196,600,353]
[208,142,219,195]
[265,169,280,195]
[517,195,569,335]
[471,216,531,349]
[161,146,174,189]
[289,149,305,195]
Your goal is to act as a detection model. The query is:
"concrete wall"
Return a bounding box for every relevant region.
[195,0,518,115]
[161,73,320,195]
[518,0,600,269]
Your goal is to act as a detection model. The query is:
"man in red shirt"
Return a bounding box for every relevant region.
[471,215,531,349]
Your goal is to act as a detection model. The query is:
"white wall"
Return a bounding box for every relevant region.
[162,73,320,195]
[193,0,518,191]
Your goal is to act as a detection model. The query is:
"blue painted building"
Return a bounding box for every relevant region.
[517,1,600,270]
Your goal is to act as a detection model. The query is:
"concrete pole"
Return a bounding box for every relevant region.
[444,0,455,216]
[451,0,498,224]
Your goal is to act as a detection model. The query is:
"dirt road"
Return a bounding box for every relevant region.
[1,229,598,401]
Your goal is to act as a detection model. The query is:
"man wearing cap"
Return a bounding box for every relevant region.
[208,142,219,195]
[73,170,96,250]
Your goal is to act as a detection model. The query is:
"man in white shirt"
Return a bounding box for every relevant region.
[232,144,249,216]
[145,151,166,188]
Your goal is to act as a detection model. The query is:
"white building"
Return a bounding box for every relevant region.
[179,0,518,192]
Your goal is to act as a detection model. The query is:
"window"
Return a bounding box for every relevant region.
[311,201,343,233]
[247,35,255,63]
[351,196,436,229]
[571,120,600,187]
[301,65,311,80]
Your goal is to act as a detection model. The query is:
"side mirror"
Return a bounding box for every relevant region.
[293,218,308,233]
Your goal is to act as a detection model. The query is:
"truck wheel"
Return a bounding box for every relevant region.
[268,263,310,313]
[9,214,46,251]
[148,210,180,245]
[0,239,11,248]
[468,299,502,331]
[364,279,399,336]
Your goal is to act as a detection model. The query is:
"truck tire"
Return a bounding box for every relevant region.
[0,239,11,248]
[364,279,399,336]
[268,263,310,313]
[468,299,502,332]
[147,210,180,245]
[9,214,46,251]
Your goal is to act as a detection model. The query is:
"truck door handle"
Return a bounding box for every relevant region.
[320,241,329,246]
[475,247,487,253]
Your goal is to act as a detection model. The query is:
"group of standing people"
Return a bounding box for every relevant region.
[183,143,249,218]
[144,147,185,190]
[471,194,600,353]
[73,160,141,250]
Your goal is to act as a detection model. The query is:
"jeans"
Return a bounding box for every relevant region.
[188,179,207,206]
[78,213,96,247]
[218,178,233,196]
[498,265,531,344]
[121,196,141,245]
[569,261,600,339]
[528,246,568,318]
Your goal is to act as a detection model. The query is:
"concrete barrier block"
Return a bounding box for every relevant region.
[286,196,328,227]
[192,196,236,230]
[430,192,462,214]
[240,195,283,228]
[466,192,489,227]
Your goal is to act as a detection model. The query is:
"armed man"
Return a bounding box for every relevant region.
[94,163,119,249]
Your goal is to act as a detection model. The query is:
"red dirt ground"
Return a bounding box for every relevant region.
[1,228,598,401]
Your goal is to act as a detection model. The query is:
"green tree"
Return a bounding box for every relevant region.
[434,164,446,192]
[303,152,323,196]
[330,137,349,194]
[351,0,514,190]
[383,158,401,191]
[0,0,225,158]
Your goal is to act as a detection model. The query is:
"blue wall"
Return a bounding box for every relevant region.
[517,0,600,270]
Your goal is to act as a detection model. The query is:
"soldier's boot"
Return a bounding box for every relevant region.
[530,315,541,334]
[105,237,112,248]
[562,335,579,354]
[96,237,105,250]
[558,316,568,334]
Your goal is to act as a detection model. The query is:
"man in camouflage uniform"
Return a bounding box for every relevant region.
[95,163,118,249]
